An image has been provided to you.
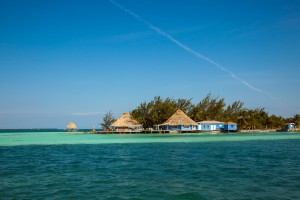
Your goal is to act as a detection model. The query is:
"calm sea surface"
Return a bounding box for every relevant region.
[1,131,300,199]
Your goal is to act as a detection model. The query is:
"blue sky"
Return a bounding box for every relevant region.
[1,0,300,128]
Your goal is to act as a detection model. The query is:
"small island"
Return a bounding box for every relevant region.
[86,94,299,134]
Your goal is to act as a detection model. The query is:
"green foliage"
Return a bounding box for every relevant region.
[131,96,193,128]
[293,114,300,127]
[100,111,116,130]
[223,101,245,122]
[130,94,299,130]
[190,93,226,122]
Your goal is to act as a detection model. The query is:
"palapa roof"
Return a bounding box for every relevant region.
[67,122,77,129]
[197,120,224,124]
[111,112,142,127]
[162,109,197,126]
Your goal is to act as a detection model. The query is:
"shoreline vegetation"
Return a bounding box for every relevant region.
[95,94,300,134]
[1,128,299,134]
[92,129,300,134]
[2,94,299,134]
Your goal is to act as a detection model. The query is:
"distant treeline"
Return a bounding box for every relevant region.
[130,94,300,130]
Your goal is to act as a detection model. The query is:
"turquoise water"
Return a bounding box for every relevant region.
[1,131,300,146]
[1,132,300,199]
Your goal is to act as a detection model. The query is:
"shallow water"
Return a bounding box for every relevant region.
[1,131,300,146]
[1,132,300,199]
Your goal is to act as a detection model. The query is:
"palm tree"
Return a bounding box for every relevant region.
[100,111,116,130]
[292,114,300,128]
[237,115,248,129]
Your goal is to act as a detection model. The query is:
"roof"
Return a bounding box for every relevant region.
[225,121,237,125]
[162,109,197,126]
[66,122,77,129]
[197,120,224,124]
[285,123,295,125]
[111,112,142,127]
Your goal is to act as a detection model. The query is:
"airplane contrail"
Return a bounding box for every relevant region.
[109,0,273,98]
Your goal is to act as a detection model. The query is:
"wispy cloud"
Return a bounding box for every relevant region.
[217,22,267,39]
[71,112,104,116]
[104,26,205,42]
[104,31,154,42]
[0,112,51,115]
[109,0,273,99]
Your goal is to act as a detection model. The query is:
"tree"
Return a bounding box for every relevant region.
[237,109,250,129]
[292,114,300,127]
[190,93,226,122]
[131,96,195,128]
[176,98,193,114]
[131,96,178,128]
[223,101,245,122]
[130,94,296,130]
[100,111,116,130]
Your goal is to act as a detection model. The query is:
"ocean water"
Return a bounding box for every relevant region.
[1,132,300,199]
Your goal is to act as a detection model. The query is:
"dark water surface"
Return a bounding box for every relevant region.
[1,139,300,199]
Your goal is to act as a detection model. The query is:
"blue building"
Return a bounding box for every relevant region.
[158,110,198,132]
[283,123,295,131]
[197,120,224,132]
[222,122,238,132]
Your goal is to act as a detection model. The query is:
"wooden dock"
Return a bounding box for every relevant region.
[94,130,204,134]
[95,130,171,134]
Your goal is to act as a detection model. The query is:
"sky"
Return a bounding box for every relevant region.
[0,0,300,129]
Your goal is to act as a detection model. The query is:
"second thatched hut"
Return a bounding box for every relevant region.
[111,112,143,132]
[157,109,198,132]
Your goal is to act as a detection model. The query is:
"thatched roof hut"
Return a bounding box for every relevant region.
[111,112,143,132]
[66,122,77,131]
[162,109,197,126]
